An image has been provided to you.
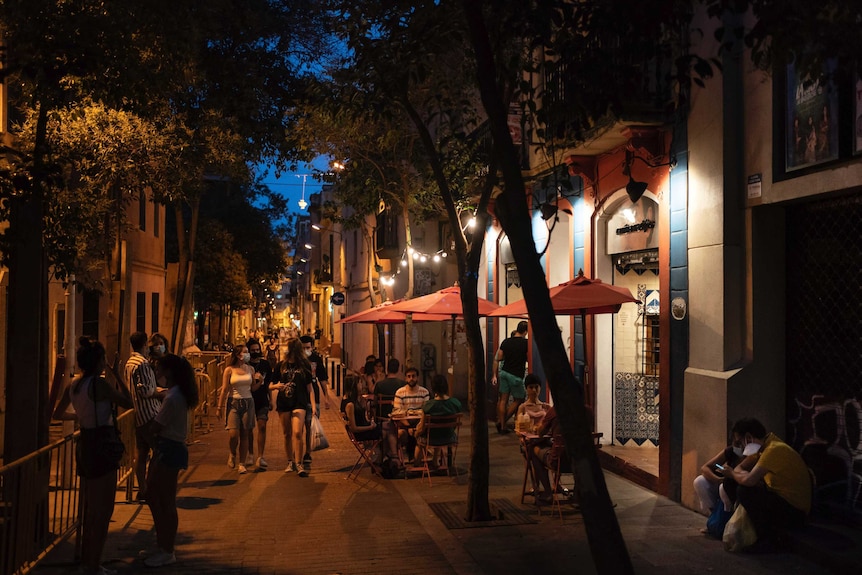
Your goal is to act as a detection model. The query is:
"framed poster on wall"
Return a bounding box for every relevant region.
[785,62,840,171]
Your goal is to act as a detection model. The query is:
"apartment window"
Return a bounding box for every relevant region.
[153,202,160,238]
[82,290,100,340]
[151,292,160,333]
[642,316,660,376]
[136,291,146,332]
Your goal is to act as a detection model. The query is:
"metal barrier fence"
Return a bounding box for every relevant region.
[0,411,135,575]
[0,354,226,575]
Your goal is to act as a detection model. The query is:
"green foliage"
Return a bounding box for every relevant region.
[193,218,254,311]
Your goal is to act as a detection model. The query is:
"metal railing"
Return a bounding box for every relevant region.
[0,411,135,575]
[0,359,226,575]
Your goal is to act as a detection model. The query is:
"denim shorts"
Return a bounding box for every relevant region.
[226,397,256,430]
[499,370,526,399]
[255,406,270,421]
[154,437,189,470]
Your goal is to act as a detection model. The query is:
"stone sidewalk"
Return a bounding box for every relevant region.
[33,401,841,575]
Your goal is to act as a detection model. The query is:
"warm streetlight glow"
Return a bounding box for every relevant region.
[304,243,313,250]
[312,223,322,231]
[401,259,408,267]
[433,254,441,262]
[468,217,476,228]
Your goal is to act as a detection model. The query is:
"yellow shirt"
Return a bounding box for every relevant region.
[758,433,811,514]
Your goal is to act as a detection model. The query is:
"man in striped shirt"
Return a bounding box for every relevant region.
[125,332,164,502]
[393,367,429,462]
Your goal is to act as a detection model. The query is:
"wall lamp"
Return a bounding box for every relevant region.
[624,150,677,204]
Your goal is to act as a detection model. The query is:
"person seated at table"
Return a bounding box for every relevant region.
[392,367,429,460]
[528,405,574,506]
[414,375,462,467]
[374,358,405,457]
[516,374,549,433]
[341,375,381,445]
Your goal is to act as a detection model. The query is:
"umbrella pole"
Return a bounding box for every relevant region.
[449,315,456,381]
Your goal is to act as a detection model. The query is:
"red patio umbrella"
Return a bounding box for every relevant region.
[336,300,450,324]
[387,285,501,371]
[488,270,639,318]
[488,269,639,386]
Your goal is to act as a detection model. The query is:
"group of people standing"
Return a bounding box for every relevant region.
[53,332,198,573]
[217,335,331,477]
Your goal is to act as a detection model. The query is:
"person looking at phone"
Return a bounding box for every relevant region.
[721,418,811,544]
[693,433,745,516]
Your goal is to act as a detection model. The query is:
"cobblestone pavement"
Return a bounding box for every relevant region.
[33,398,840,575]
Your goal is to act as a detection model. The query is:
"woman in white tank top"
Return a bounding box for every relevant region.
[217,345,262,474]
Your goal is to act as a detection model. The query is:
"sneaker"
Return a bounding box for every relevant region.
[296,463,308,477]
[284,461,296,473]
[245,454,254,466]
[227,454,235,468]
[143,549,176,567]
[256,457,268,469]
[238,464,248,474]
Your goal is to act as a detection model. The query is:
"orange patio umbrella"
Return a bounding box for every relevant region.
[488,269,639,383]
[387,285,501,371]
[336,300,450,324]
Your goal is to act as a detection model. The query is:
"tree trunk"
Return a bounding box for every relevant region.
[4,102,50,461]
[461,3,634,572]
[399,92,493,522]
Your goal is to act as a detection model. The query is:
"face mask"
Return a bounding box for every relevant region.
[156,344,166,355]
[250,352,263,359]
[241,352,251,363]
[743,442,762,456]
[732,446,744,457]
[304,349,313,357]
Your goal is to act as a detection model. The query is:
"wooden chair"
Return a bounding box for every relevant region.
[543,434,578,520]
[410,413,462,486]
[342,416,382,481]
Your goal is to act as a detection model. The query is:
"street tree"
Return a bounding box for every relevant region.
[326,0,500,520]
[295,78,442,362]
[0,0,329,459]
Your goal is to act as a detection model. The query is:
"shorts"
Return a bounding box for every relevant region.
[255,406,270,421]
[226,397,256,430]
[499,370,526,399]
[153,437,189,470]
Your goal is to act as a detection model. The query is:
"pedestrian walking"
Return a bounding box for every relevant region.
[274,338,315,476]
[217,344,261,474]
[246,338,274,469]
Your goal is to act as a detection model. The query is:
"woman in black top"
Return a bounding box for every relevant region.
[274,338,314,476]
[341,375,380,442]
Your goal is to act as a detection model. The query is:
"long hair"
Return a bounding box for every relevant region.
[76,336,105,376]
[343,375,360,404]
[158,354,199,408]
[227,344,246,368]
[281,338,310,372]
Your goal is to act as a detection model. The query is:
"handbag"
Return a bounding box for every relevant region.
[722,503,758,552]
[311,414,329,451]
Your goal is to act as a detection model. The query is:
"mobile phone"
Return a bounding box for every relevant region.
[713,463,725,474]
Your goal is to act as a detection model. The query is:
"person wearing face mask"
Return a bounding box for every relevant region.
[245,338,274,469]
[723,417,811,547]
[300,335,331,469]
[217,344,262,474]
[693,432,745,520]
[147,333,170,365]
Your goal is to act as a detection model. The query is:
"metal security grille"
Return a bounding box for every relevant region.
[786,192,862,418]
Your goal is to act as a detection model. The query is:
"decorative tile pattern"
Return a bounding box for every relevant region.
[614,372,660,446]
